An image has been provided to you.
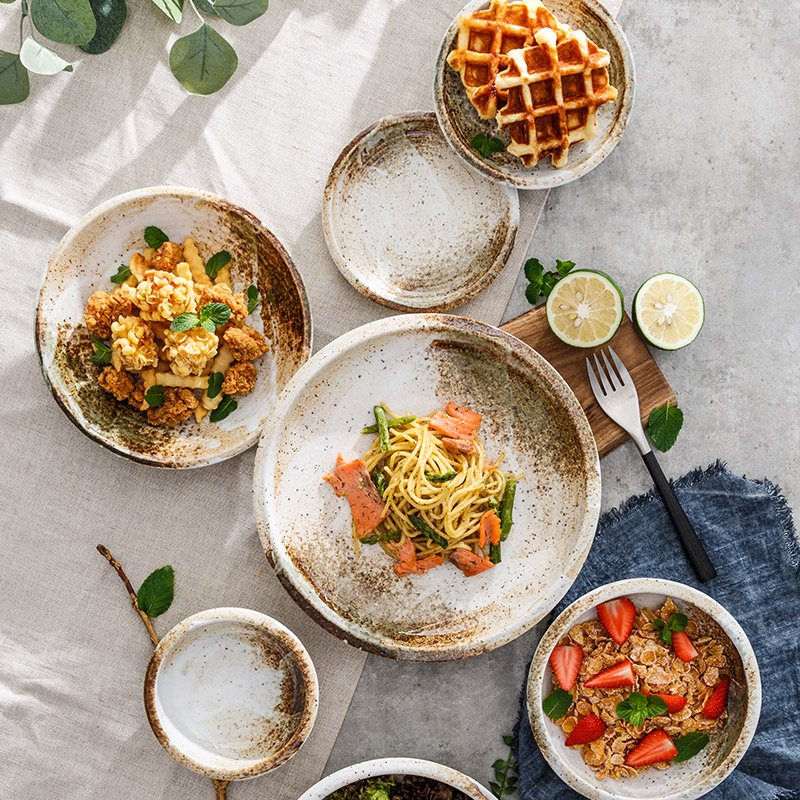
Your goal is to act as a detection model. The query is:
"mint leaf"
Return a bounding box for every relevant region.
[137,565,174,617]
[207,371,224,399]
[144,226,169,249]
[616,692,667,726]
[144,385,164,407]
[170,312,200,332]
[556,259,575,276]
[542,688,573,720]
[648,401,683,452]
[198,302,231,331]
[246,284,259,314]
[524,257,544,283]
[110,263,131,284]
[209,395,237,422]
[541,272,561,297]
[673,732,709,763]
[668,612,688,633]
[90,334,112,365]
[205,249,231,280]
[525,278,543,305]
[471,132,505,158]
[652,618,664,630]
[169,24,238,95]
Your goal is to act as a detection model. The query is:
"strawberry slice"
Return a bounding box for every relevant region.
[549,645,583,691]
[565,713,606,746]
[702,677,730,719]
[584,659,635,688]
[672,631,699,662]
[625,730,678,767]
[642,689,687,714]
[596,597,636,644]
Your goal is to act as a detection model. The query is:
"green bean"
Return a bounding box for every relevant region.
[490,542,502,564]
[499,479,517,541]
[361,530,402,545]
[361,415,416,434]
[408,515,448,549]
[425,471,457,483]
[373,406,391,452]
[372,468,388,497]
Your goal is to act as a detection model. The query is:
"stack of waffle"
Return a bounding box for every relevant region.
[447,0,618,168]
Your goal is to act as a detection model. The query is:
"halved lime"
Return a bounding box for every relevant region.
[633,273,704,350]
[545,269,624,348]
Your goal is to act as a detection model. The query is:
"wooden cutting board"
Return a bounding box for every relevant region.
[500,307,676,459]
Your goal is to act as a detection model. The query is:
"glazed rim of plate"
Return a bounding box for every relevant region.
[527,578,762,800]
[433,0,636,188]
[253,313,601,660]
[322,112,519,312]
[35,185,312,469]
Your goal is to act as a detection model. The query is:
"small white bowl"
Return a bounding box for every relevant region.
[527,578,761,800]
[143,608,318,782]
[297,758,493,800]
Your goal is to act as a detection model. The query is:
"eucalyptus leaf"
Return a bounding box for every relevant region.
[169,23,237,95]
[149,0,181,22]
[81,0,127,54]
[193,0,217,14]
[137,565,174,617]
[20,37,72,75]
[0,51,30,105]
[31,0,97,46]
[211,0,267,26]
[0,0,18,4]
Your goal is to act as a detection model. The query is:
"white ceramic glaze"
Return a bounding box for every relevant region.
[253,314,601,661]
[144,608,319,782]
[297,758,493,800]
[527,579,762,800]
[323,113,519,311]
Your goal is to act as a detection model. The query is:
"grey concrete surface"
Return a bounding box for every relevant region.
[325,0,800,792]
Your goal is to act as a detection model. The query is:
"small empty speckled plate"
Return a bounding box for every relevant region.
[322,113,519,312]
[253,314,601,661]
[144,608,318,782]
[434,0,635,188]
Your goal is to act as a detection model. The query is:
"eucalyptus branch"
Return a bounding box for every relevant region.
[188,0,204,24]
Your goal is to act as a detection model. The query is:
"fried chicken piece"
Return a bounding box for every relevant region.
[146,387,199,426]
[194,283,249,323]
[221,361,257,395]
[128,382,145,411]
[84,286,135,339]
[97,366,135,401]
[150,241,184,272]
[223,325,269,361]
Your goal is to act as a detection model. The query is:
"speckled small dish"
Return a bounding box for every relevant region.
[253,313,600,661]
[298,758,493,800]
[143,608,318,782]
[36,186,311,468]
[434,0,635,188]
[322,113,519,312]
[527,579,761,800]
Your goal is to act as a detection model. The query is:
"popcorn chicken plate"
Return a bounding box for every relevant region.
[527,578,761,800]
[36,186,311,468]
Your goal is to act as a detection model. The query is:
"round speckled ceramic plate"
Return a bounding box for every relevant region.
[434,0,635,188]
[253,314,601,661]
[36,186,311,469]
[322,113,519,312]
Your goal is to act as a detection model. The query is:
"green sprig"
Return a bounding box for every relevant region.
[524,257,575,306]
[204,249,231,280]
[616,691,667,726]
[489,735,519,799]
[110,263,131,284]
[471,132,505,159]
[246,284,260,314]
[90,334,111,365]
[652,612,687,645]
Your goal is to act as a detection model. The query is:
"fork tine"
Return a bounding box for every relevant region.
[600,350,621,390]
[586,357,605,397]
[608,346,631,385]
[592,354,612,395]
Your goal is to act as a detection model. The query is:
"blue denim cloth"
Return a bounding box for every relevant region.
[514,462,800,799]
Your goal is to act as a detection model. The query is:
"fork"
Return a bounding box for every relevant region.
[587,347,717,583]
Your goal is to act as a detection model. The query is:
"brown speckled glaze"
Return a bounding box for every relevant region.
[143,608,318,782]
[527,579,762,800]
[35,186,311,468]
[434,0,635,188]
[253,314,601,661]
[322,113,519,311]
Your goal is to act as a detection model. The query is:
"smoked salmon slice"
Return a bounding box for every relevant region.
[428,403,482,456]
[323,454,386,538]
[449,548,494,576]
[428,412,477,440]
[442,437,477,455]
[479,509,501,548]
[446,402,482,429]
[394,555,443,577]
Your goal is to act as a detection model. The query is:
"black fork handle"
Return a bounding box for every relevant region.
[642,451,717,583]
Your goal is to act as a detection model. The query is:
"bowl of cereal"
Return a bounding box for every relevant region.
[527,578,761,800]
[36,186,311,468]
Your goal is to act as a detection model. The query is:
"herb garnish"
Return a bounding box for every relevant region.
[542,688,573,720]
[489,735,519,798]
[171,302,231,333]
[525,257,575,305]
[673,732,710,762]
[144,226,169,249]
[209,395,237,422]
[144,385,164,408]
[616,691,668,726]
[648,401,683,452]
[652,612,688,645]
[206,371,224,399]
[110,263,131,284]
[204,249,231,280]
[246,284,260,314]
[137,565,175,617]
[471,132,505,159]
[90,334,111,365]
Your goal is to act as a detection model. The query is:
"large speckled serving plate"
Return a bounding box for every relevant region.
[434,0,635,188]
[36,186,311,468]
[322,113,519,312]
[253,314,601,661]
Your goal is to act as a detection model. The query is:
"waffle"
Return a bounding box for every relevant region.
[446,0,571,119]
[494,27,618,167]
